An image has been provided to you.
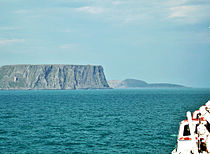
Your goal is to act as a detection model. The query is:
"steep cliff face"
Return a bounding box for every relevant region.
[0,65,110,90]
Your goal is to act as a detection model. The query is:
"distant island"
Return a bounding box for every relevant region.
[108,79,185,88]
[0,64,110,90]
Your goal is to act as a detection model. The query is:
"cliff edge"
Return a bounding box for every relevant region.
[0,64,110,90]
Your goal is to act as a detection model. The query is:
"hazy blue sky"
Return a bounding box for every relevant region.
[0,0,209,87]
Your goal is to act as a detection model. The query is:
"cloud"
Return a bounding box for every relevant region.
[8,0,210,26]
[14,9,29,14]
[60,44,75,49]
[168,6,197,18]
[0,39,25,45]
[122,14,150,24]
[166,0,188,6]
[112,1,121,5]
[167,4,210,23]
[0,27,20,30]
[76,6,104,14]
[65,28,74,33]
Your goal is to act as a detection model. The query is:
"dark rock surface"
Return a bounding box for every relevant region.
[0,64,109,90]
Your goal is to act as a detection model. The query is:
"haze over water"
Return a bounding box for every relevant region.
[0,88,210,153]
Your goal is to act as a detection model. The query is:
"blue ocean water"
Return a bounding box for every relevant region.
[0,88,210,153]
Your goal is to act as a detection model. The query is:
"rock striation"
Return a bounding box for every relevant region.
[0,64,110,90]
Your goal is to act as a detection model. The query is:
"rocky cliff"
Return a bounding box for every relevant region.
[0,64,110,90]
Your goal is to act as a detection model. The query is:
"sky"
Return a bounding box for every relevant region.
[0,0,210,87]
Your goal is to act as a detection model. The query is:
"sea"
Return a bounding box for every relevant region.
[0,88,210,153]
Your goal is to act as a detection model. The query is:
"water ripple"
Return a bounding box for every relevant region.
[0,89,209,153]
